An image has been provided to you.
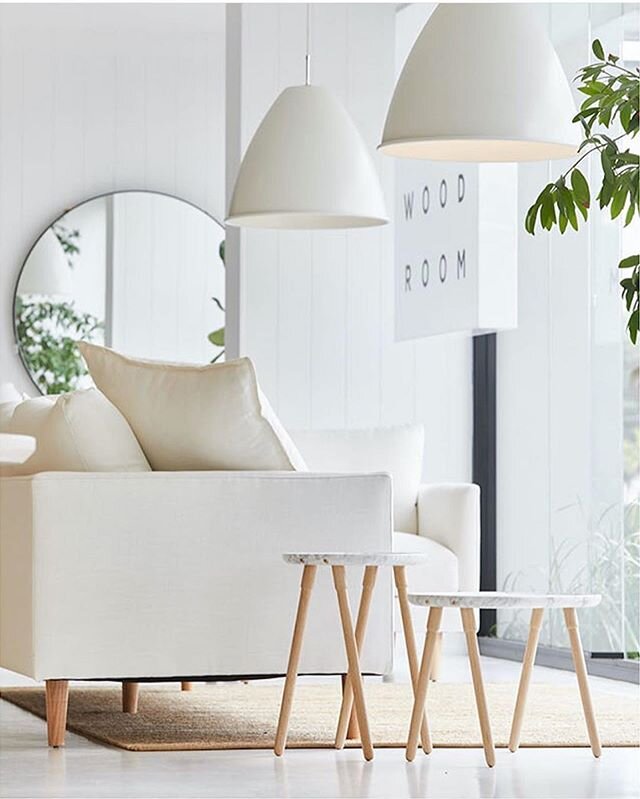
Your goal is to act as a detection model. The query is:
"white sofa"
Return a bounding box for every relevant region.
[0,424,479,746]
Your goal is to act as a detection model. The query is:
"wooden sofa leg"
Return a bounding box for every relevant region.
[45,680,69,747]
[122,682,140,713]
[181,682,194,692]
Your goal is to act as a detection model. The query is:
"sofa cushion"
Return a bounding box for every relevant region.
[0,389,151,476]
[292,425,423,533]
[78,342,306,471]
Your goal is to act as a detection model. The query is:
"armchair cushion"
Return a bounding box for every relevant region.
[0,389,150,476]
[292,425,424,533]
[417,483,480,591]
[78,343,307,471]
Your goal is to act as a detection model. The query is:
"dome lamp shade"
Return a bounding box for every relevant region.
[379,3,580,162]
[226,85,388,229]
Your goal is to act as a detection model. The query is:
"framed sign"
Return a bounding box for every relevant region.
[395,162,518,341]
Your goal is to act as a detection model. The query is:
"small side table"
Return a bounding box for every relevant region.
[405,592,602,767]
[0,433,36,465]
[274,552,431,761]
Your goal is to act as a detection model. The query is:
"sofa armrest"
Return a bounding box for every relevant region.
[417,483,480,591]
[0,471,393,681]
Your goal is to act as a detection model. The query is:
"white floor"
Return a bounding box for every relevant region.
[1,654,638,799]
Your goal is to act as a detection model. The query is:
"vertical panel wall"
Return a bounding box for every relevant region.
[0,4,225,394]
[497,3,633,652]
[227,3,473,484]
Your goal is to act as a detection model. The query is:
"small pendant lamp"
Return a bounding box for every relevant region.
[379,3,579,162]
[226,7,388,229]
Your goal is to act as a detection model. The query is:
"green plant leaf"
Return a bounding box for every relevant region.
[570,169,590,207]
[208,327,225,347]
[619,254,640,269]
[559,213,568,233]
[611,184,629,219]
[541,194,556,229]
[592,39,605,60]
[625,202,636,227]
[525,203,538,234]
[628,309,639,344]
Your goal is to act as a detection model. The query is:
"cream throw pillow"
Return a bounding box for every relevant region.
[77,343,307,471]
[0,389,151,476]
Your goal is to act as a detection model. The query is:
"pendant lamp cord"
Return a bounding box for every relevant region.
[305,3,311,85]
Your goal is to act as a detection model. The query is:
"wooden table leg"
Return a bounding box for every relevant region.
[430,632,443,681]
[332,565,374,761]
[45,680,69,747]
[341,675,360,740]
[181,682,194,692]
[461,607,495,767]
[508,607,544,752]
[122,681,140,714]
[393,565,432,755]
[274,564,317,756]
[335,565,377,749]
[563,607,602,758]
[406,606,442,761]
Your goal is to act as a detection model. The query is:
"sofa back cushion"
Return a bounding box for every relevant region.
[0,389,151,476]
[292,425,424,533]
[78,342,306,471]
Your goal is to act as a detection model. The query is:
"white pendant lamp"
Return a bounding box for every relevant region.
[380,4,579,162]
[18,229,73,298]
[226,9,387,229]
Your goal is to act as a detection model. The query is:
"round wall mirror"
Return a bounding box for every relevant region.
[14,191,225,394]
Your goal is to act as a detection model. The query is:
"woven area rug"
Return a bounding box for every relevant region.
[1,682,638,751]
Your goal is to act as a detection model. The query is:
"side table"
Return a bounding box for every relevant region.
[406,591,602,766]
[274,552,432,761]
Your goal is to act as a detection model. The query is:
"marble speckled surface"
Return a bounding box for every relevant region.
[407,592,601,609]
[282,552,430,566]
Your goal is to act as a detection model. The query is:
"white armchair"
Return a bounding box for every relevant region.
[292,426,481,642]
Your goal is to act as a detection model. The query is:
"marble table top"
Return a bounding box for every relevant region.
[407,591,601,609]
[0,434,36,465]
[283,552,431,567]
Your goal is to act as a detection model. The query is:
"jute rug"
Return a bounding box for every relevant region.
[1,682,638,751]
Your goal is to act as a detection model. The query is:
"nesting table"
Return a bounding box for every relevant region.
[274,552,431,761]
[406,592,602,766]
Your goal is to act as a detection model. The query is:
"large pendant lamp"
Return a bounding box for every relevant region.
[226,9,388,229]
[380,3,579,162]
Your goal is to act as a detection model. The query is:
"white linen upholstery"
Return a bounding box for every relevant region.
[0,390,150,476]
[417,483,480,593]
[78,343,306,471]
[292,425,423,533]
[0,471,392,681]
[293,427,480,634]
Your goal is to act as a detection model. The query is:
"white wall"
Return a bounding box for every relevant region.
[0,3,225,394]
[227,3,473,484]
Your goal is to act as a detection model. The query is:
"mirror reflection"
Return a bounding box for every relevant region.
[14,192,225,394]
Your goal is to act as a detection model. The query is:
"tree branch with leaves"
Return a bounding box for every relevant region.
[525,39,639,343]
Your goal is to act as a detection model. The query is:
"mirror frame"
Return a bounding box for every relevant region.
[13,190,225,395]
